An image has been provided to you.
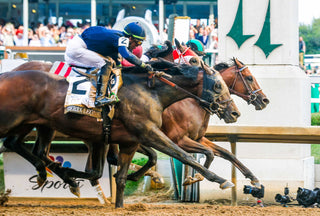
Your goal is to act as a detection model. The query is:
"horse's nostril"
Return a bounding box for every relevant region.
[232,111,241,118]
[263,98,270,104]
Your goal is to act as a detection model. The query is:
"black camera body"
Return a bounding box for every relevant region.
[275,187,292,206]
[296,187,320,207]
[243,185,265,199]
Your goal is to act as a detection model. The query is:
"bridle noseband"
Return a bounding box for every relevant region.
[228,64,262,105]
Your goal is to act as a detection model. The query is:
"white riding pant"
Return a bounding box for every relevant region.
[65,35,106,68]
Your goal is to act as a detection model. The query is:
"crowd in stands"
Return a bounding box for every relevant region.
[0,21,92,47]
[189,19,218,51]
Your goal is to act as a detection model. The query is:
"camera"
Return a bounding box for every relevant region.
[243,184,264,199]
[275,186,293,207]
[296,187,320,207]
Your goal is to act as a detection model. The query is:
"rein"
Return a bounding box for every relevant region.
[149,71,222,116]
[174,47,193,64]
[227,65,262,104]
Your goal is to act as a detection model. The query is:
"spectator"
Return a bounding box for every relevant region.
[59,25,67,41]
[13,29,24,46]
[0,24,4,45]
[299,36,306,68]
[194,19,202,34]
[189,24,198,40]
[2,23,14,46]
[29,34,41,47]
[39,26,56,46]
[196,27,209,46]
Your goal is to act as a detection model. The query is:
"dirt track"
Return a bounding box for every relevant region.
[1,195,320,216]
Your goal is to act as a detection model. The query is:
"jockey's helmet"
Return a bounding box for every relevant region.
[123,22,146,41]
[186,39,206,56]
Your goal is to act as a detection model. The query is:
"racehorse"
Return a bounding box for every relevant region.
[10,39,268,187]
[0,59,239,208]
[117,39,270,186]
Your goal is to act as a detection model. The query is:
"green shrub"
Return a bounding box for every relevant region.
[124,156,148,195]
[311,112,320,126]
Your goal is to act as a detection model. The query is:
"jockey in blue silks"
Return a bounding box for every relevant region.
[65,22,153,107]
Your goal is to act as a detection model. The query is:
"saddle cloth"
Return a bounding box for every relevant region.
[49,61,122,119]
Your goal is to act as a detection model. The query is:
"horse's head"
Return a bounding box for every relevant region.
[174,38,204,67]
[216,58,270,110]
[150,59,240,123]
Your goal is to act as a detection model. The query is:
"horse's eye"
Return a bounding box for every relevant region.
[213,81,222,93]
[246,76,253,82]
[189,57,199,65]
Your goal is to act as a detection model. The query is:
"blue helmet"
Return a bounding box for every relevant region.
[123,22,146,41]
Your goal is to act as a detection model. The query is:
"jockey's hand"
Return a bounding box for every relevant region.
[154,71,165,78]
[142,63,153,72]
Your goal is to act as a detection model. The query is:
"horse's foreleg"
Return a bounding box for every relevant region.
[175,136,214,185]
[177,136,214,168]
[115,143,139,208]
[200,137,260,187]
[32,126,80,193]
[85,142,110,204]
[142,128,233,189]
[107,144,119,165]
[3,135,47,186]
[127,145,161,183]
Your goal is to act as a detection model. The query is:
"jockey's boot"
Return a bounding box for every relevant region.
[94,64,118,107]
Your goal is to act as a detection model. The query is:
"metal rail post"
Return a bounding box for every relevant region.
[228,135,238,206]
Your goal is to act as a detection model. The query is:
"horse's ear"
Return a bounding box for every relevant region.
[165,40,172,47]
[174,38,181,48]
[234,58,241,66]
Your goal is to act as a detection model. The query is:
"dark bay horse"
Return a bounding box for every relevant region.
[9,40,268,187]
[0,59,238,208]
[118,40,270,186]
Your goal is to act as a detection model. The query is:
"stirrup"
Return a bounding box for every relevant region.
[95,97,118,107]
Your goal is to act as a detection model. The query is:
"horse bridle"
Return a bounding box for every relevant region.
[149,69,228,118]
[228,64,262,105]
[174,47,194,64]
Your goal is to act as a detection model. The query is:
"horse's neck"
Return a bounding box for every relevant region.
[220,66,236,87]
[121,73,199,111]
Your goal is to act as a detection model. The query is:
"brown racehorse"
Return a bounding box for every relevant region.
[118,40,269,186]
[10,40,267,187]
[0,59,239,208]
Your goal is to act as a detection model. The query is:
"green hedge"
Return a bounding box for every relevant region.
[124,157,148,195]
[311,113,320,164]
[311,112,320,126]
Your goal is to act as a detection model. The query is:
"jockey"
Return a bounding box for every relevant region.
[186,39,206,57]
[64,22,153,107]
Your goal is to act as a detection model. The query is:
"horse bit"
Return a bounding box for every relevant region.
[228,65,262,104]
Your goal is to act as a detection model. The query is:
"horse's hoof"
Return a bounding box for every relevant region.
[194,173,204,181]
[152,176,165,184]
[251,180,261,188]
[70,186,80,197]
[37,176,46,187]
[182,176,193,186]
[220,181,234,189]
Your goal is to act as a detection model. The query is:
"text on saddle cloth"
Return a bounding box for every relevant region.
[49,61,123,119]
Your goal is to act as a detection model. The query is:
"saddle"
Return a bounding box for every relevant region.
[49,58,122,120]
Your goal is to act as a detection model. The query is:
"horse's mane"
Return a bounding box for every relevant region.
[121,58,198,81]
[214,58,244,72]
[144,40,174,58]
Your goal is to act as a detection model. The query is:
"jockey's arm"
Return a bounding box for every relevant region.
[118,46,143,67]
